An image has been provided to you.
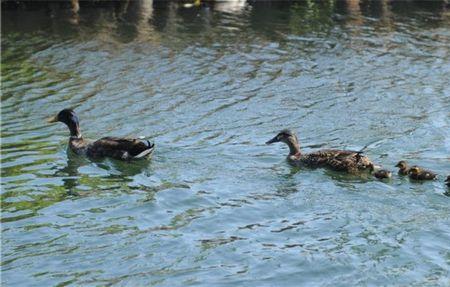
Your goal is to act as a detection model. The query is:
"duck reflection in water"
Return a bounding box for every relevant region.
[54,149,152,196]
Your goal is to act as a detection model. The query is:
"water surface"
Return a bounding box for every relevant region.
[2,1,450,286]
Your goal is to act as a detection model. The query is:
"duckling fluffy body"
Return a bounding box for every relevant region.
[266,129,374,174]
[373,169,392,180]
[48,109,154,160]
[408,166,437,180]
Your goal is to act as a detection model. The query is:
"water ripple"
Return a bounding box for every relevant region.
[2,1,450,286]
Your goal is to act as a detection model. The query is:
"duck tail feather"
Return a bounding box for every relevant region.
[133,140,155,159]
[134,146,154,159]
[140,139,154,148]
[357,143,371,154]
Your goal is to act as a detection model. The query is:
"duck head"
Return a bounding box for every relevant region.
[395,160,408,170]
[266,129,301,156]
[47,109,81,138]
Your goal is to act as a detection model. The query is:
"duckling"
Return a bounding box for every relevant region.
[373,169,392,180]
[266,129,374,174]
[395,160,410,175]
[408,166,437,180]
[48,109,154,160]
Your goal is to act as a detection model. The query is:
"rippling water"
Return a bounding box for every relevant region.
[1,1,450,286]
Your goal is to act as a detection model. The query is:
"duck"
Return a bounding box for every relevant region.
[47,109,155,160]
[408,166,437,180]
[373,169,392,180]
[395,160,410,175]
[266,129,374,174]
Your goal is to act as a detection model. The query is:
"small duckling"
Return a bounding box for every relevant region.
[408,166,437,181]
[445,175,450,187]
[395,160,409,175]
[373,169,392,180]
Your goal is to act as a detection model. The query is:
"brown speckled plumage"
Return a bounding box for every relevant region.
[408,166,437,180]
[267,129,374,174]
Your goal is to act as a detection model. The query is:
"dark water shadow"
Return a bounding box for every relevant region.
[28,151,153,216]
[3,0,449,45]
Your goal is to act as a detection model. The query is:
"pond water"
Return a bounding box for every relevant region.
[1,1,450,286]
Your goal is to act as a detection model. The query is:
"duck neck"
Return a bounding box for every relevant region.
[286,139,301,156]
[66,120,81,138]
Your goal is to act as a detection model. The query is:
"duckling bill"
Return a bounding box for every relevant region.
[266,129,374,174]
[48,109,154,160]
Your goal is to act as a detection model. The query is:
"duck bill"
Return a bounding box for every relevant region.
[47,115,58,123]
[266,136,279,145]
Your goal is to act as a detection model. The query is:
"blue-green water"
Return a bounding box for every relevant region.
[1,1,450,286]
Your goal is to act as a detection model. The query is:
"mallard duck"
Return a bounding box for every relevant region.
[373,169,392,180]
[395,160,410,175]
[47,109,155,160]
[408,166,437,180]
[266,129,374,174]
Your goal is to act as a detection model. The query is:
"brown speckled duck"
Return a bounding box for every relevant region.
[395,160,410,175]
[266,129,374,174]
[48,109,154,160]
[408,166,437,180]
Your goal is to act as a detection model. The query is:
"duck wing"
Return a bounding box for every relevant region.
[87,137,155,160]
[305,149,359,161]
[304,149,373,173]
[325,149,364,159]
[301,149,351,167]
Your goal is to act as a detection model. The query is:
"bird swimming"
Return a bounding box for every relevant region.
[266,129,374,174]
[408,166,437,180]
[373,169,392,180]
[47,109,154,161]
[395,160,410,175]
